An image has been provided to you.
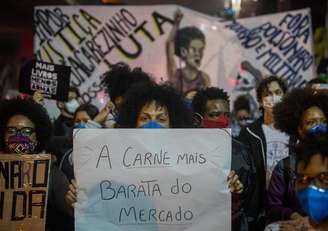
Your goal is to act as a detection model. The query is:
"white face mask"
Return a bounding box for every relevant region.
[262,95,282,110]
[65,99,79,114]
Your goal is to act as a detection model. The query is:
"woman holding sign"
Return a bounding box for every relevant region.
[0,98,73,231]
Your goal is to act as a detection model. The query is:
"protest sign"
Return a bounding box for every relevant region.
[19,59,71,101]
[73,129,231,231]
[0,154,51,231]
[33,6,315,119]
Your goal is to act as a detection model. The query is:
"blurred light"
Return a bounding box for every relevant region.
[200,24,207,31]
[232,0,242,15]
[211,25,218,30]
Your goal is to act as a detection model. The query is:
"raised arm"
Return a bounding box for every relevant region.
[166,9,183,82]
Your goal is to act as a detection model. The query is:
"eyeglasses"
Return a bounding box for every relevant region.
[295,172,328,190]
[5,127,35,136]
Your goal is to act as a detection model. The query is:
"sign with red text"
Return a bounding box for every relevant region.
[73,129,231,231]
[34,6,314,119]
[0,154,51,231]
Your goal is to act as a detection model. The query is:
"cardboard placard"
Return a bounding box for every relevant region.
[19,60,71,101]
[0,154,51,231]
[73,129,231,231]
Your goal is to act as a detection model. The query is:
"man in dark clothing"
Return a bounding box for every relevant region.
[238,76,288,230]
[193,87,254,231]
[53,87,80,136]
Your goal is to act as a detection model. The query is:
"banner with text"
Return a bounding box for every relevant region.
[73,129,231,231]
[0,154,51,231]
[34,6,315,118]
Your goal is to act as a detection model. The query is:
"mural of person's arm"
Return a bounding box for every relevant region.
[241,61,262,84]
[166,9,183,82]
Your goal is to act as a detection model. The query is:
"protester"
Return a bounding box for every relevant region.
[101,62,153,112]
[0,98,72,231]
[238,76,288,230]
[73,103,100,128]
[59,103,103,181]
[117,82,193,128]
[265,135,328,230]
[166,10,210,94]
[232,95,253,137]
[266,88,328,224]
[66,83,243,210]
[192,87,254,231]
[54,87,80,136]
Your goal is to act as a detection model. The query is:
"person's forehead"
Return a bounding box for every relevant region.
[140,101,168,114]
[75,111,90,120]
[7,114,35,128]
[302,106,326,120]
[189,39,205,48]
[266,81,283,92]
[68,91,77,98]
[236,109,250,117]
[206,99,229,112]
[297,154,328,175]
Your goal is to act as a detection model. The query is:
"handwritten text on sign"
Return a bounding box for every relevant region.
[0,154,51,231]
[73,129,231,231]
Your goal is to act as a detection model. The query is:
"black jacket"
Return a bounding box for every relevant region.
[231,138,255,231]
[238,118,267,227]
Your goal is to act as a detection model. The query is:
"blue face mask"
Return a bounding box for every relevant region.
[297,185,328,224]
[308,123,327,135]
[141,121,164,129]
[74,122,86,129]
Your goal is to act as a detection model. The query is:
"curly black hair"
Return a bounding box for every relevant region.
[273,88,328,137]
[307,77,327,86]
[175,26,205,58]
[233,95,250,113]
[117,83,193,128]
[0,98,53,153]
[74,104,99,121]
[296,135,328,169]
[256,76,287,103]
[192,87,230,116]
[101,62,153,102]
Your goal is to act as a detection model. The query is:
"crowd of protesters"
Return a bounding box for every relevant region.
[2,8,328,226]
[0,59,328,231]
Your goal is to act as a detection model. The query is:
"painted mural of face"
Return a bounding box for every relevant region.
[181,39,205,70]
[235,70,257,92]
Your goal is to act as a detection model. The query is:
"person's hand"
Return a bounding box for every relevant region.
[66,179,77,208]
[174,9,183,24]
[93,101,116,124]
[290,212,303,220]
[228,170,243,194]
[278,217,315,231]
[32,90,44,104]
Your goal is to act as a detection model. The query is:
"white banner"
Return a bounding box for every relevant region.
[73,129,231,231]
[34,6,315,118]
